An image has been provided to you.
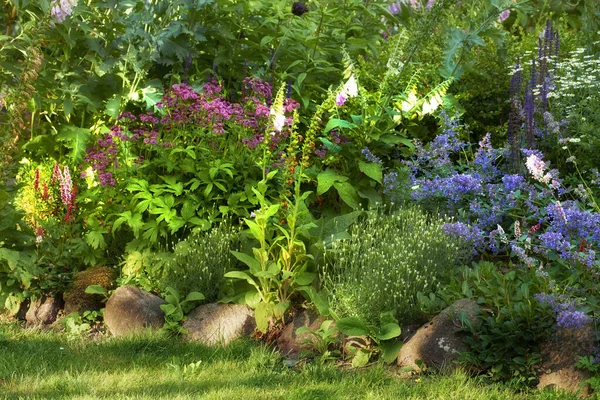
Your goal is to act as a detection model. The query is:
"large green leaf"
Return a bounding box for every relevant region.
[379,340,403,364]
[105,96,121,120]
[324,118,357,133]
[317,169,348,196]
[56,125,91,164]
[375,323,401,341]
[358,161,382,184]
[230,251,262,273]
[254,302,271,333]
[337,317,369,336]
[333,182,360,209]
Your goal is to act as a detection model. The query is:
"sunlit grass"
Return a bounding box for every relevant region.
[0,321,575,399]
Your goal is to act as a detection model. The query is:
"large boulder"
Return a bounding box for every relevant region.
[183,303,255,346]
[104,286,165,337]
[537,324,595,396]
[25,296,63,328]
[63,266,117,315]
[276,309,328,358]
[397,298,480,371]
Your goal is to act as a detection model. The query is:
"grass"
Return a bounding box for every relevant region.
[0,320,577,400]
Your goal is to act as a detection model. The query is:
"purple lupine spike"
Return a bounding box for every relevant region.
[524,59,536,148]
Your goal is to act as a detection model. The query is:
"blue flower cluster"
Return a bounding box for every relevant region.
[402,115,600,271]
[534,293,591,329]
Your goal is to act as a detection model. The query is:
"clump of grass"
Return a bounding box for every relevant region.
[159,222,240,301]
[322,205,465,325]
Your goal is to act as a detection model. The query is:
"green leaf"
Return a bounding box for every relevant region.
[379,340,403,364]
[293,272,316,286]
[224,270,258,288]
[333,182,360,209]
[352,349,371,368]
[254,302,271,333]
[324,118,357,133]
[184,292,205,302]
[105,96,121,120]
[230,251,262,273]
[375,323,401,341]
[337,317,369,336]
[84,285,108,297]
[85,230,106,250]
[56,125,91,164]
[358,161,382,184]
[317,169,348,196]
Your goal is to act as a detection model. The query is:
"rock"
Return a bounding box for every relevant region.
[25,296,64,328]
[15,299,30,321]
[104,286,165,336]
[537,324,594,396]
[397,298,480,372]
[63,266,117,315]
[276,309,328,358]
[183,303,255,346]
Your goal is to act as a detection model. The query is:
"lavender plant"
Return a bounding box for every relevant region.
[321,205,464,325]
[159,222,240,302]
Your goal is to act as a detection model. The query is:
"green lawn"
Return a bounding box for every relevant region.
[0,321,576,400]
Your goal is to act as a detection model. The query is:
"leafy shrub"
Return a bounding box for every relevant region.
[421,261,555,387]
[158,222,239,302]
[321,205,464,325]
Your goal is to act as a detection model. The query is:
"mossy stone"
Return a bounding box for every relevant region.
[63,266,117,315]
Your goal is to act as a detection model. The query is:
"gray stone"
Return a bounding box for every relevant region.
[183,303,255,346]
[397,298,480,371]
[25,296,63,328]
[537,324,594,396]
[104,286,165,337]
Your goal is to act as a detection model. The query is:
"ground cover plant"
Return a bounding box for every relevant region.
[0,319,579,400]
[1,0,600,398]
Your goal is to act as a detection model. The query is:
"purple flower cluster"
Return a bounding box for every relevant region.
[50,0,76,24]
[405,115,600,269]
[534,293,591,329]
[158,82,235,134]
[361,148,381,164]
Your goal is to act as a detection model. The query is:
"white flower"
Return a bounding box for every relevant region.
[270,105,285,133]
[525,154,548,183]
[336,75,358,106]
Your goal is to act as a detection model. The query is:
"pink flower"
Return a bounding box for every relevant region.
[335,93,347,107]
[59,166,73,206]
[525,154,551,184]
[498,9,510,22]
